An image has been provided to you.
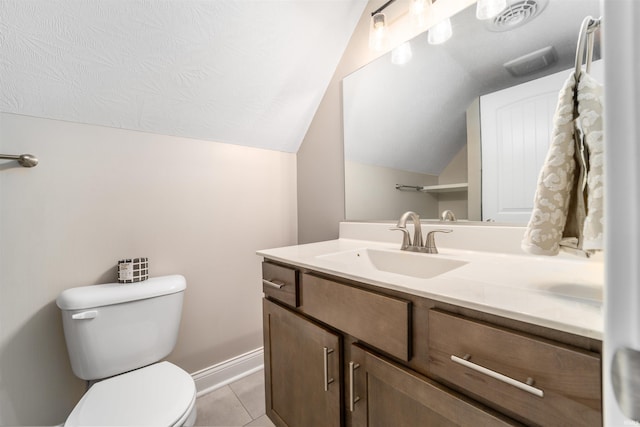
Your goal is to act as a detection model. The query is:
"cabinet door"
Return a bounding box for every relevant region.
[348,344,519,427]
[263,299,341,427]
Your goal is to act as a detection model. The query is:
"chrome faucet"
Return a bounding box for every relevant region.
[390,211,452,253]
[440,210,457,221]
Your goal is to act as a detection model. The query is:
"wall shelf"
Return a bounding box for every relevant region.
[420,183,468,193]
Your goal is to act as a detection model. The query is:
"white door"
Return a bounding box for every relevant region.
[604,1,640,425]
[481,62,603,223]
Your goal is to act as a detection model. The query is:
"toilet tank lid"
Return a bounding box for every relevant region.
[56,275,186,310]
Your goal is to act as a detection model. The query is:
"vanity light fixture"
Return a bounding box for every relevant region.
[410,0,429,29]
[428,17,452,44]
[370,0,470,51]
[369,12,388,51]
[476,0,508,20]
[413,0,452,45]
[369,0,397,52]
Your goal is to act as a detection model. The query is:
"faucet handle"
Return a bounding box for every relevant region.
[389,227,411,250]
[424,229,453,254]
[440,210,457,222]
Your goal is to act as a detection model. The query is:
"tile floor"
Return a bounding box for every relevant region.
[195,369,275,427]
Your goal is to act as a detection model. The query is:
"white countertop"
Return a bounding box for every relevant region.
[258,232,604,340]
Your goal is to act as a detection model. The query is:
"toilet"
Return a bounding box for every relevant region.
[56,275,197,427]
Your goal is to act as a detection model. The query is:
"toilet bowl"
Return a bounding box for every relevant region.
[56,275,197,426]
[65,362,197,427]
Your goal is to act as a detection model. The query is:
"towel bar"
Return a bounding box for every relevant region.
[395,184,422,191]
[574,16,601,79]
[0,154,38,168]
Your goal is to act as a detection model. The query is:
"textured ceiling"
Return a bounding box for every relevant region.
[1,0,366,153]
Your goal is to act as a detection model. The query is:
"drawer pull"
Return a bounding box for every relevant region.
[263,279,285,289]
[451,354,544,398]
[323,347,335,391]
[349,361,361,412]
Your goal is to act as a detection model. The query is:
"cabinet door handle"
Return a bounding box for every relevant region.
[451,354,544,398]
[323,347,335,391]
[262,279,285,289]
[349,361,361,412]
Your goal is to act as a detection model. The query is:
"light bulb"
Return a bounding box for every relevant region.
[410,0,429,29]
[428,17,452,45]
[369,13,387,52]
[476,0,507,20]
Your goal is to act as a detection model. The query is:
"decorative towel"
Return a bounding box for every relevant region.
[521,74,579,256]
[577,72,604,250]
[521,70,604,256]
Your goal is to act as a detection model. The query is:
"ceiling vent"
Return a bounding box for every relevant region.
[503,46,557,77]
[487,0,548,32]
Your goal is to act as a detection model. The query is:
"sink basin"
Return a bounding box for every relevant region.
[316,248,468,279]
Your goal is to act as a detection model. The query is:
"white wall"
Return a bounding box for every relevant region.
[345,160,438,220]
[437,145,469,219]
[0,113,297,426]
[296,0,383,244]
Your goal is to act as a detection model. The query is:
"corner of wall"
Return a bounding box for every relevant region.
[296,1,378,243]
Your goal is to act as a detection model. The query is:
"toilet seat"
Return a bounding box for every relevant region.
[65,361,196,427]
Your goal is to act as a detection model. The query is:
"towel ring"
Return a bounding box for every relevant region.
[574,16,601,80]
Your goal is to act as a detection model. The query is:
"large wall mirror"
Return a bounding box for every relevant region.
[343,0,601,223]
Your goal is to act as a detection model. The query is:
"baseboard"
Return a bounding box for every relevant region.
[191,347,264,397]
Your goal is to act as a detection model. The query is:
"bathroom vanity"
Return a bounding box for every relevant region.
[258,223,603,426]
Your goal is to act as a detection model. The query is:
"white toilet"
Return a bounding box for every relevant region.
[56,275,197,427]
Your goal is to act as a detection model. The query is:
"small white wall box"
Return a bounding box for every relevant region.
[118,258,149,283]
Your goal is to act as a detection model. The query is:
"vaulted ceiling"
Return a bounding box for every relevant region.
[1,0,367,152]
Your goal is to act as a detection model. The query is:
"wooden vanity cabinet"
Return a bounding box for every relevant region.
[262,261,299,307]
[263,298,341,427]
[347,343,519,427]
[261,260,602,427]
[301,273,412,361]
[428,309,602,426]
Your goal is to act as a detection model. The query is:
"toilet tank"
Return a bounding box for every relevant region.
[56,275,186,381]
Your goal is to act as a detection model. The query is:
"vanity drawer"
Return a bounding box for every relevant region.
[262,262,299,307]
[350,344,520,427]
[428,310,601,426]
[301,273,411,361]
